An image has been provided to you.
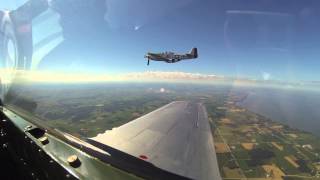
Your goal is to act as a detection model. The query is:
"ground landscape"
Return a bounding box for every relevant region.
[5,83,320,179]
[209,94,320,179]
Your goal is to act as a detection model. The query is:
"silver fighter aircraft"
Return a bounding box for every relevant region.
[144,48,198,65]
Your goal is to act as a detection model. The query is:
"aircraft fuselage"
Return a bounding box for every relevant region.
[144,48,198,65]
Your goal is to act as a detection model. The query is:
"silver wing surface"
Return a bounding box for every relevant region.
[148,53,171,61]
[91,101,221,180]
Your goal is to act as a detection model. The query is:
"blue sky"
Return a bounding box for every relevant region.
[2,0,320,82]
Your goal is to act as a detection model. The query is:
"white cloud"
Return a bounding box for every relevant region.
[262,71,271,80]
[5,70,222,83]
[159,88,167,93]
[123,71,220,81]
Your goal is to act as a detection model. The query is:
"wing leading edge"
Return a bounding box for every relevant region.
[91,101,221,180]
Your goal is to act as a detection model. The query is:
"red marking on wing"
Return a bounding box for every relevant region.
[139,155,148,160]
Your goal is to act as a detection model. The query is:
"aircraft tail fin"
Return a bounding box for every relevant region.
[190,48,198,58]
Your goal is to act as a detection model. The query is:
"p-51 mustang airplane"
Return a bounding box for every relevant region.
[144,48,198,65]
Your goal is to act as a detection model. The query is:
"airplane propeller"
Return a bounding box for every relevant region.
[147,57,150,66]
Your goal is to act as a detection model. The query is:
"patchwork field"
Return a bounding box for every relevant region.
[208,97,320,179]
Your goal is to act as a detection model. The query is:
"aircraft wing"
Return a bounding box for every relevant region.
[147,53,171,61]
[91,101,221,180]
[177,56,193,61]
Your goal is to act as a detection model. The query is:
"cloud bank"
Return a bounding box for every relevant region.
[4,70,224,83]
[2,70,319,91]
